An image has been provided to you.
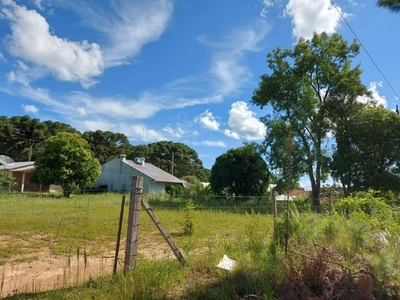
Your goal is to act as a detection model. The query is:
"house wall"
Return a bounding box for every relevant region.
[1,170,48,192]
[96,158,166,194]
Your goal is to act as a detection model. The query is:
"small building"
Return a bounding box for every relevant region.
[95,155,184,194]
[0,161,36,192]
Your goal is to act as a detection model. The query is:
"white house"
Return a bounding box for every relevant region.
[95,155,184,194]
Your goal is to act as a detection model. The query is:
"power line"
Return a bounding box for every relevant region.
[331,0,400,101]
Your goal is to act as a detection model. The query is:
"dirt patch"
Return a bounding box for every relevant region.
[0,238,177,298]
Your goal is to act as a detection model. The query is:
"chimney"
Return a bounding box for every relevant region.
[119,154,126,162]
[134,157,145,166]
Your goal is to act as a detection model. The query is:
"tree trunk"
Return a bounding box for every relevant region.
[311,185,320,207]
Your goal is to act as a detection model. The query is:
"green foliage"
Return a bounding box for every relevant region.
[129,141,210,181]
[182,199,195,236]
[334,190,392,224]
[33,132,100,197]
[0,172,17,192]
[82,130,131,165]
[293,196,312,212]
[252,32,368,206]
[377,0,400,12]
[331,107,400,195]
[210,143,270,196]
[273,206,300,249]
[0,115,78,161]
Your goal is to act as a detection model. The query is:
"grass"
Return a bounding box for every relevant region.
[1,192,400,299]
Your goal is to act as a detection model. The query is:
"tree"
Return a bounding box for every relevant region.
[83,130,131,165]
[0,116,78,161]
[33,132,100,197]
[129,141,210,181]
[377,0,400,12]
[210,144,270,197]
[331,107,400,194]
[252,32,368,206]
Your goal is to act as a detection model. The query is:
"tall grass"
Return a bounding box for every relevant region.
[1,192,399,299]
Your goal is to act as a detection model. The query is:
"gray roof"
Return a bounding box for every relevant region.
[0,161,35,171]
[123,160,183,184]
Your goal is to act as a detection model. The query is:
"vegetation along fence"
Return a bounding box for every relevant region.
[1,187,400,298]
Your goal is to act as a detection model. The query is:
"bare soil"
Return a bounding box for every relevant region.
[0,235,175,298]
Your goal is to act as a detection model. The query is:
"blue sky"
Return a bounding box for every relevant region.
[0,0,399,181]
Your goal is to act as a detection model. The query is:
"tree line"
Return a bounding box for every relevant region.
[249,31,400,206]
[0,116,211,182]
[2,31,400,205]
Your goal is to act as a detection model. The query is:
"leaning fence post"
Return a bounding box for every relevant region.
[124,176,143,273]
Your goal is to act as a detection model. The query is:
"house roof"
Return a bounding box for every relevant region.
[123,159,183,184]
[0,161,35,172]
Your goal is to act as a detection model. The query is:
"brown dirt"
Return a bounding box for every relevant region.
[0,235,176,298]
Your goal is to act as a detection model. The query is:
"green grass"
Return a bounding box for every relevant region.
[1,192,400,299]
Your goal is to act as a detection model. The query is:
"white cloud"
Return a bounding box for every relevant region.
[284,0,347,40]
[228,101,266,140]
[64,0,173,67]
[21,104,39,113]
[2,0,104,87]
[357,81,387,107]
[223,129,240,140]
[200,21,270,95]
[32,0,44,10]
[77,119,166,143]
[194,109,220,131]
[193,140,226,147]
[368,82,387,107]
[260,0,274,18]
[163,126,186,138]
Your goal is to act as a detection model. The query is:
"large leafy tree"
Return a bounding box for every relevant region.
[0,116,78,161]
[82,130,131,165]
[377,0,400,12]
[331,107,400,194]
[210,143,270,197]
[129,141,210,181]
[33,132,100,197]
[252,32,368,206]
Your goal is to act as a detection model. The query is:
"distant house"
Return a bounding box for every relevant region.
[0,161,36,192]
[95,155,184,194]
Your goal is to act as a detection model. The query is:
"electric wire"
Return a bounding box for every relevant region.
[331,0,400,100]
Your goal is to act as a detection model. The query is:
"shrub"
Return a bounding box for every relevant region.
[0,172,17,192]
[334,190,392,222]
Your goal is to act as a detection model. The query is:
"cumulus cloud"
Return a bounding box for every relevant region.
[21,104,39,113]
[223,129,240,140]
[2,0,104,87]
[194,109,220,131]
[284,0,347,40]
[357,81,387,107]
[228,101,266,140]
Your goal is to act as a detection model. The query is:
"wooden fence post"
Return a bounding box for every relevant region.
[272,190,278,218]
[113,195,125,274]
[124,176,143,272]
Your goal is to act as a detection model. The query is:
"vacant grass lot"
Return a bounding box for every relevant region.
[1,193,400,299]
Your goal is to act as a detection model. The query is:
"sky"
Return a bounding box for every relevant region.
[0,0,399,186]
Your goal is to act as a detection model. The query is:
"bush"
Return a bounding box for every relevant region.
[334,190,392,222]
[0,172,17,192]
